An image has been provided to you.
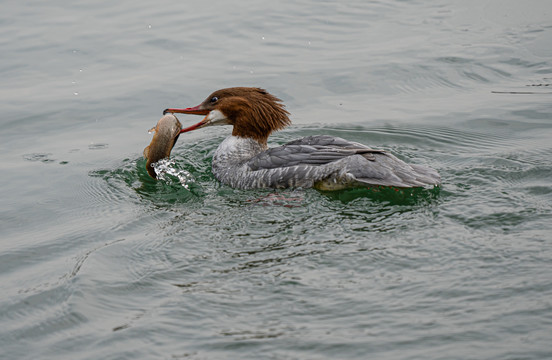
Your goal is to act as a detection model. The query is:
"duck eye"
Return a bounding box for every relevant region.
[210,96,218,103]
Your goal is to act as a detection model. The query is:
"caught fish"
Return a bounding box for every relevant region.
[143,114,182,178]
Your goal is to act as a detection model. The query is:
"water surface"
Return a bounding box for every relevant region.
[1,0,552,359]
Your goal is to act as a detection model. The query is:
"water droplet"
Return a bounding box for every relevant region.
[79,69,83,72]
[74,92,79,96]
[152,158,194,189]
[261,36,265,40]
[148,24,152,29]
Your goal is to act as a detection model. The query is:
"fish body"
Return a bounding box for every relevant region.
[143,114,182,178]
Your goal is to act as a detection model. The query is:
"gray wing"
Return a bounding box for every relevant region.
[243,135,440,189]
[247,135,385,170]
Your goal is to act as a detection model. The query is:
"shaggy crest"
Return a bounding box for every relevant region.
[201,87,291,144]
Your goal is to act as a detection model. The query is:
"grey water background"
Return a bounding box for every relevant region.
[2,0,552,359]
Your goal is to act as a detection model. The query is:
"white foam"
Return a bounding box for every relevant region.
[151,158,194,189]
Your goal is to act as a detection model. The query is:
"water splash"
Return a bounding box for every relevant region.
[151,158,194,189]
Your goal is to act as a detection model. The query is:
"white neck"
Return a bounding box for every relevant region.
[213,135,266,167]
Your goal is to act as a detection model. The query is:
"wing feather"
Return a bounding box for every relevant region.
[248,135,385,170]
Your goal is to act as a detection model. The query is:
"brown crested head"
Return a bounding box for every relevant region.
[199,87,291,144]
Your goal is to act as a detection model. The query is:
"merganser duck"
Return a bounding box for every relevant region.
[163,87,440,190]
